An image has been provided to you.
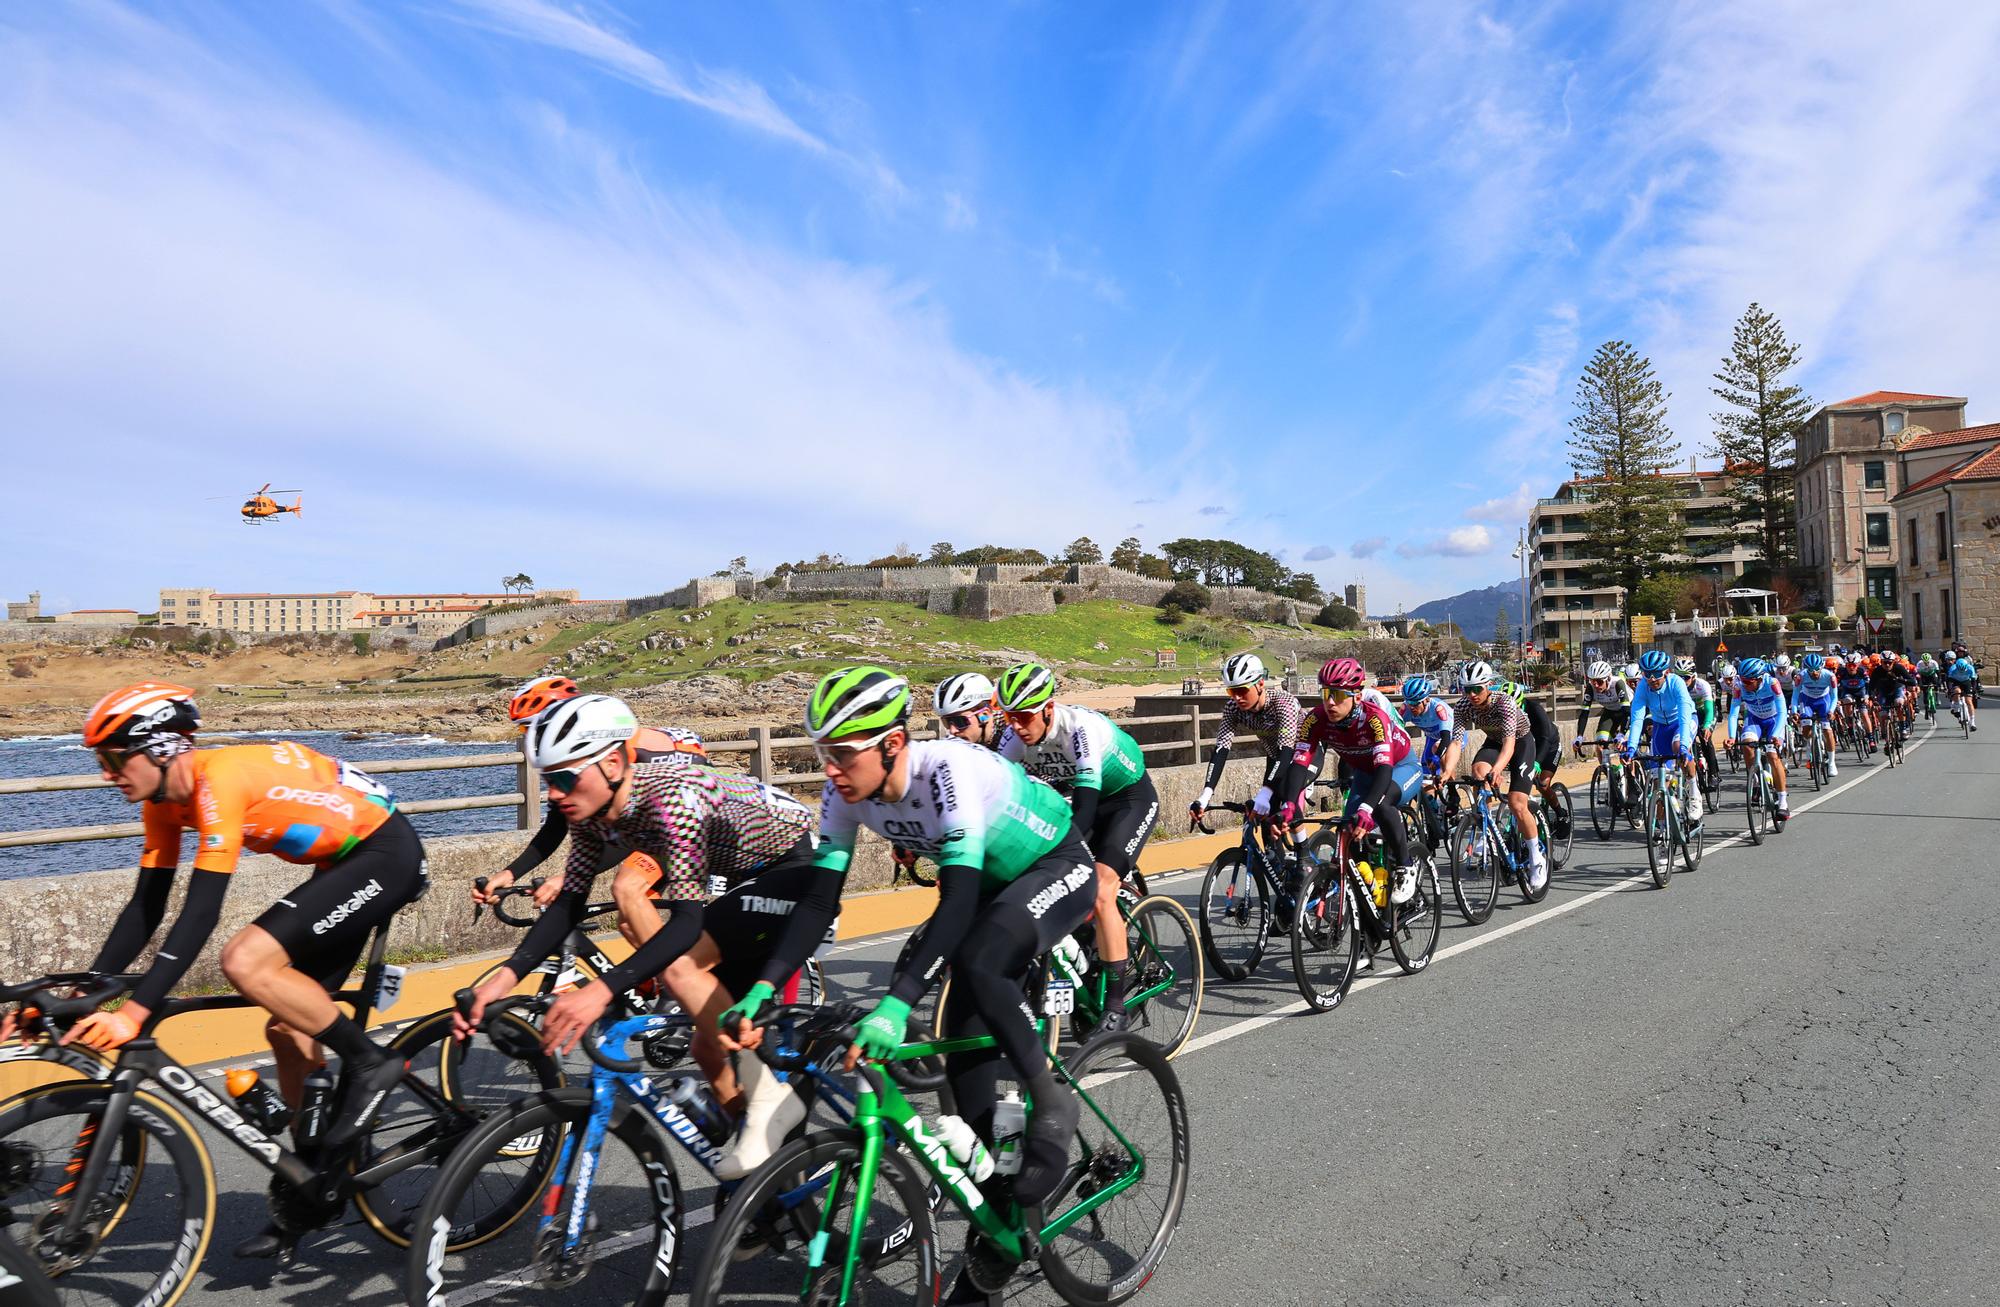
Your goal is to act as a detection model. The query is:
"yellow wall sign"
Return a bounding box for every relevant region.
[1629,614,1655,644]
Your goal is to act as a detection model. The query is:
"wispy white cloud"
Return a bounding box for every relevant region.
[0,6,1187,599]
[442,0,906,199]
[1397,525,1493,559]
[1463,481,1538,526]
[1302,544,1337,561]
[1040,244,1125,305]
[1349,536,1388,559]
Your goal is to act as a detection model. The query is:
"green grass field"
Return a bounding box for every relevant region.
[538,597,1341,688]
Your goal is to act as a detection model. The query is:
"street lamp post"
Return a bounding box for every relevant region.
[1511,527,1529,672]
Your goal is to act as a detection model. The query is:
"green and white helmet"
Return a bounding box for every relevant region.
[805,666,912,741]
[996,661,1056,711]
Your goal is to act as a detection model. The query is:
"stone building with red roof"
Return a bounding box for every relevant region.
[1892,424,2000,661]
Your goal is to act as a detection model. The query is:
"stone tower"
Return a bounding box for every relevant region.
[1343,582,1366,617]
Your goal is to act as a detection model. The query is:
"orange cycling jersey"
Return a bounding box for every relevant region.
[140,742,394,874]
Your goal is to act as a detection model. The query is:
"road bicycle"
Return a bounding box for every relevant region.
[1950,685,1975,738]
[1881,703,1907,767]
[1631,749,1702,887]
[1288,817,1442,1011]
[1196,801,1309,982]
[689,1005,1189,1306]
[407,997,868,1306]
[1920,681,1939,723]
[1799,714,1832,792]
[0,927,552,1304]
[1581,737,1645,841]
[1449,775,1559,923]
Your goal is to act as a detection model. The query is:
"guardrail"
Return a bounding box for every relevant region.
[1,704,1322,852]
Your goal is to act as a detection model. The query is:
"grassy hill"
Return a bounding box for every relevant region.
[533,597,1334,688]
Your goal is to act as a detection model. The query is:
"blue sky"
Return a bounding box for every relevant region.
[5,1,2000,616]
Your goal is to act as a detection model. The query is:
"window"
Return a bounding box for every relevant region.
[1864,460,1886,489]
[1885,411,1905,437]
[1938,511,1949,562]
[1865,512,1890,549]
[1942,588,1953,638]
[1913,591,1924,641]
[1908,519,1919,562]
[1865,567,1897,605]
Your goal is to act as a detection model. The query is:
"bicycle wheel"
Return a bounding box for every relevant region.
[1680,789,1705,872]
[408,1087,677,1307]
[1197,847,1269,982]
[690,1127,935,1306]
[1744,767,1763,845]
[1644,782,1672,890]
[0,1081,214,1307]
[1038,1034,1191,1307]
[1807,733,1825,791]
[1290,850,1359,1012]
[1386,853,1442,975]
[1112,895,1202,1058]
[1448,810,1499,925]
[362,1003,564,1242]
[1588,764,1613,841]
[929,972,1059,1065]
[1544,782,1574,871]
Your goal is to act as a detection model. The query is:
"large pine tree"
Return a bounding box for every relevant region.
[1568,340,1684,622]
[1708,302,1814,565]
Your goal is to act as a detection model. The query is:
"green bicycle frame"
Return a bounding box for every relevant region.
[809,1029,1146,1304]
[1060,898,1178,1026]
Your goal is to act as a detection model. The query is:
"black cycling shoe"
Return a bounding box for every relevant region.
[322,1055,409,1150]
[1013,1084,1080,1208]
[233,1224,288,1260]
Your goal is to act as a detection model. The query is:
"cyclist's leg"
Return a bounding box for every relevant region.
[224,812,428,1103]
[947,840,1096,1201]
[1085,778,1159,1008]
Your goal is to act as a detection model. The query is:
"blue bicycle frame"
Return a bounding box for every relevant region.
[538,1012,857,1265]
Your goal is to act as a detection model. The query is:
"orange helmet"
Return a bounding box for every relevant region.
[84,681,200,750]
[508,676,579,723]
[656,725,708,759]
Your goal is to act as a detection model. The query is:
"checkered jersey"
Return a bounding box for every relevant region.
[1452,691,1530,740]
[562,761,814,899]
[1214,688,1304,756]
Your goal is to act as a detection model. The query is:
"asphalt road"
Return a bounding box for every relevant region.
[47,712,2000,1306]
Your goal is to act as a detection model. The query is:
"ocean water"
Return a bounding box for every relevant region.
[0,731,529,880]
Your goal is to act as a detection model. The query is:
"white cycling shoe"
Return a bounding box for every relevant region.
[714,1054,805,1181]
[1390,865,1419,906]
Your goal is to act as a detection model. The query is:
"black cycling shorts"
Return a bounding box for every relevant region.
[253,810,428,989]
[703,838,828,999]
[1592,706,1631,738]
[1474,742,1536,795]
[1087,776,1159,879]
[964,835,1098,976]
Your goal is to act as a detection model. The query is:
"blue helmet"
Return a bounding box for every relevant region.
[1802,653,1824,672]
[1401,676,1435,704]
[1638,650,1672,675]
[1737,657,1769,679]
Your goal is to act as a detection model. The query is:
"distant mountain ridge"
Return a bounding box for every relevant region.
[1403,577,1528,637]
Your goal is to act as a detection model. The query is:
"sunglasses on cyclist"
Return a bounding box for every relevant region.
[1225,684,1258,700]
[95,746,146,776]
[1643,671,1666,683]
[942,712,979,732]
[813,725,903,770]
[1002,708,1046,728]
[1321,686,1356,705]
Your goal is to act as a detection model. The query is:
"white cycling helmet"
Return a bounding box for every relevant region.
[1674,655,1696,675]
[933,672,997,717]
[1622,662,1641,681]
[1458,660,1496,690]
[1717,660,1736,678]
[1774,653,1792,669]
[1585,661,1613,681]
[1221,652,1268,689]
[525,694,639,771]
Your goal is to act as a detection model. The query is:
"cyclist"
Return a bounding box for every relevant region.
[934,671,1018,753]
[1867,653,1906,740]
[73,682,428,1256]
[1573,660,1636,811]
[1190,651,1305,832]
[1726,657,1791,824]
[1714,659,1736,719]
[1441,660,1548,892]
[1834,653,1876,750]
[1279,658,1424,956]
[1491,672,1566,838]
[1399,673,1462,846]
[1916,651,1943,718]
[1771,653,1795,700]
[1945,648,1980,729]
[1623,650,1704,826]
[1677,655,1722,796]
[727,666,1096,1214]
[1791,653,1840,777]
[478,675,709,958]
[454,694,824,1181]
[994,662,1157,1032]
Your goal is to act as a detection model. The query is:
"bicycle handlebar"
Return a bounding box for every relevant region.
[0,973,137,1020]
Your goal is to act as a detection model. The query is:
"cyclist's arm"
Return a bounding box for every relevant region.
[127,870,231,1012]
[1699,696,1716,731]
[1067,717,1105,834]
[1349,761,1397,817]
[753,787,859,991]
[1574,701,1593,735]
[500,886,590,979]
[504,802,569,876]
[597,899,704,995]
[89,867,175,975]
[1200,704,1236,799]
[1623,689,1649,753]
[1726,695,1742,738]
[592,787,713,992]
[886,862,982,1007]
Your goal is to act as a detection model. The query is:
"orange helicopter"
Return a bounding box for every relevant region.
[236,484,302,524]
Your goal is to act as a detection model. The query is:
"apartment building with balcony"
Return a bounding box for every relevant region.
[156,587,578,634]
[1528,463,1760,658]
[1794,390,1970,619]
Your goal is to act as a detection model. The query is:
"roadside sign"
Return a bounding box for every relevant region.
[1716,638,1729,653]
[1865,616,1885,635]
[1629,615,1655,644]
